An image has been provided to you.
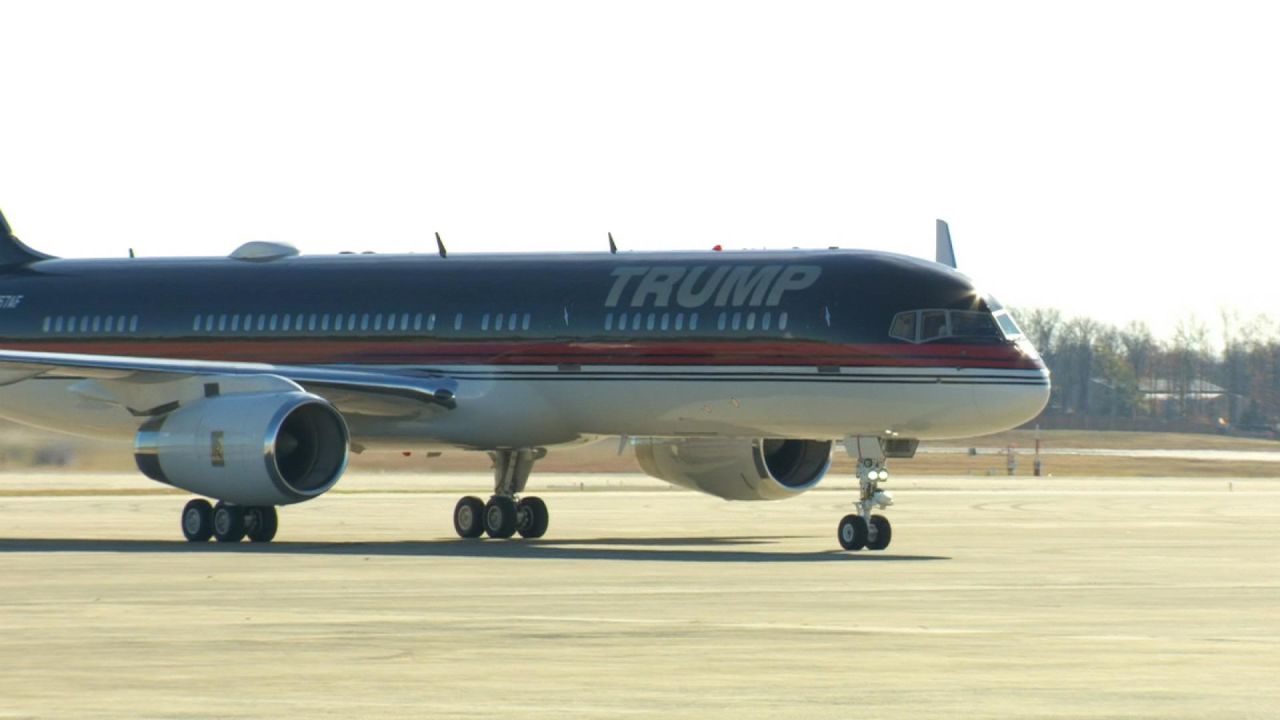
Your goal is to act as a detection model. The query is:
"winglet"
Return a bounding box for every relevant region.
[608,232,617,254]
[0,209,55,268]
[435,232,447,259]
[935,219,956,268]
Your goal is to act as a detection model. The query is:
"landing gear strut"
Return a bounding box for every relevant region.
[180,499,279,544]
[837,436,894,551]
[454,448,549,540]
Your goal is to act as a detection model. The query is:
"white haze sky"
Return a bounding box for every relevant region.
[0,0,1276,339]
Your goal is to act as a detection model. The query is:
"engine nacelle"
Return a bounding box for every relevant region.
[634,438,832,501]
[134,392,350,506]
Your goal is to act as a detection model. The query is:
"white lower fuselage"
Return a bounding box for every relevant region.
[0,363,1051,452]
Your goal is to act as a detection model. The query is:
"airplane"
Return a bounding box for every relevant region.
[0,209,1049,551]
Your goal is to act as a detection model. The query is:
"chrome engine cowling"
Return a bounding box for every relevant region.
[634,438,832,501]
[134,392,349,506]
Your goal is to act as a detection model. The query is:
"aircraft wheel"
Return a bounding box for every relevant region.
[181,499,214,542]
[454,496,486,539]
[484,496,518,539]
[837,514,868,551]
[866,514,892,551]
[245,506,279,543]
[517,496,549,539]
[212,502,247,543]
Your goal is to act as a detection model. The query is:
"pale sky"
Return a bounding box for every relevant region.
[1,0,1276,339]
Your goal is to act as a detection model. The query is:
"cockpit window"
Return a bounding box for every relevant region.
[889,312,917,342]
[950,311,999,338]
[920,310,949,341]
[889,309,1006,343]
[994,312,1022,338]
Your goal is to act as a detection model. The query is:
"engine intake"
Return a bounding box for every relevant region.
[635,438,832,501]
[135,392,350,506]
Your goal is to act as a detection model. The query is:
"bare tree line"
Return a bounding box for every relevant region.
[1016,308,1280,433]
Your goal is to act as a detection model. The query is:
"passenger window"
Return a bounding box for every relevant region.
[762,312,772,331]
[360,314,370,331]
[374,314,383,331]
[321,314,331,331]
[105,316,114,333]
[428,313,437,331]
[192,315,201,332]
[401,313,410,331]
[618,313,628,331]
[647,313,655,331]
[690,313,699,330]
[335,314,345,331]
[129,316,139,332]
[454,313,463,331]
[522,313,531,331]
[660,313,670,331]
[218,315,227,332]
[778,312,788,331]
[282,315,291,331]
[231,315,241,331]
[717,313,726,331]
[605,313,614,330]
[731,312,741,331]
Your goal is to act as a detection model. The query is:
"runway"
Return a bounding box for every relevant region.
[2,473,1278,719]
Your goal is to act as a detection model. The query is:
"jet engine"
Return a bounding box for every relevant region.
[134,392,350,506]
[634,438,832,501]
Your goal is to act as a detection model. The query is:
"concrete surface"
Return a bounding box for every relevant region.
[1,473,1278,719]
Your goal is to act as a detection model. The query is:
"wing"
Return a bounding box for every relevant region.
[0,349,457,419]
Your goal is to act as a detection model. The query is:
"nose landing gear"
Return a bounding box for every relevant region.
[837,436,896,551]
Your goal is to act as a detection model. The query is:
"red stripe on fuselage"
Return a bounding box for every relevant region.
[1,338,1046,370]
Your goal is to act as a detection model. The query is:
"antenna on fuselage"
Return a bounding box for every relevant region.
[128,248,135,258]
[935,219,957,268]
[435,232,447,259]
[608,232,617,254]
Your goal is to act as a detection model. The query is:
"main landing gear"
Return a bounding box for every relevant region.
[453,448,549,540]
[837,436,895,552]
[181,499,279,544]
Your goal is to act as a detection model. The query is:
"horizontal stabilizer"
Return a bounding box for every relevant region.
[0,209,55,268]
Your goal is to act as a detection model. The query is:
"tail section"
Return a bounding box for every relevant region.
[935,219,957,268]
[0,209,55,268]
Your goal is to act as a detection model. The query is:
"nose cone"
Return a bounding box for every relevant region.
[971,340,1051,434]
[972,372,1051,434]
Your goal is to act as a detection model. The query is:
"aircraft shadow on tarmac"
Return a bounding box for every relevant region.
[0,537,949,563]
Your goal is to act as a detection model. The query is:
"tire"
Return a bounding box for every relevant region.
[517,496,549,539]
[181,499,214,542]
[245,506,279,543]
[453,496,486,539]
[212,502,247,543]
[837,514,868,551]
[866,514,892,551]
[484,496,518,539]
